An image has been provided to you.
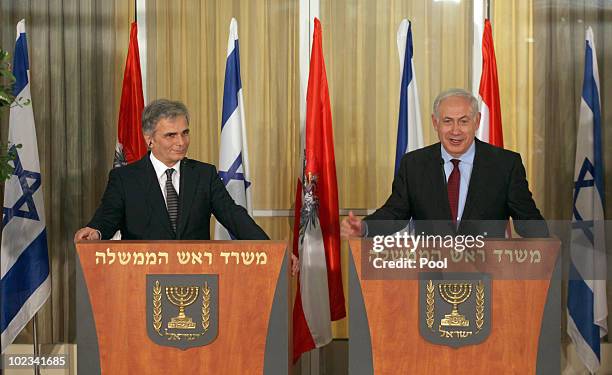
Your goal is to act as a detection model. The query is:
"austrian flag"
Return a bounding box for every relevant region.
[114,22,147,167]
[292,18,346,363]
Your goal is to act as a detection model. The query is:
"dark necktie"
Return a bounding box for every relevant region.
[165,169,179,232]
[447,159,460,225]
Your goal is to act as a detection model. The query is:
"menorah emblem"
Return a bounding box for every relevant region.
[166,286,199,329]
[438,283,472,327]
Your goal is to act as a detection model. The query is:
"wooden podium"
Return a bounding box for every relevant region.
[75,240,289,375]
[349,238,560,375]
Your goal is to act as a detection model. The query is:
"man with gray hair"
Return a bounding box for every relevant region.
[75,99,269,241]
[341,88,547,238]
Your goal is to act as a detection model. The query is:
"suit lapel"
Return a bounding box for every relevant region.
[176,158,199,239]
[426,144,453,220]
[461,139,490,222]
[137,155,175,237]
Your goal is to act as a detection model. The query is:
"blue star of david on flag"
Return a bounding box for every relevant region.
[2,146,42,227]
[571,157,596,244]
[218,153,251,190]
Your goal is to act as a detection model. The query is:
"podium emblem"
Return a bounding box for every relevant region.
[419,273,491,347]
[146,274,218,350]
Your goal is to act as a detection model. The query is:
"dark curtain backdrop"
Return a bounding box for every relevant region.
[0,0,130,344]
[534,0,612,349]
[534,0,612,220]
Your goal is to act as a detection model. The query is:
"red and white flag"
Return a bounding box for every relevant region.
[477,19,503,147]
[292,18,346,363]
[477,19,513,237]
[114,22,147,167]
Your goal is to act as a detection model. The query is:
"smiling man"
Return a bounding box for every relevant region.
[341,88,547,238]
[74,99,269,241]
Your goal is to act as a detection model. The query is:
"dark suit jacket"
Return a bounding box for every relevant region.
[88,154,269,240]
[365,139,548,237]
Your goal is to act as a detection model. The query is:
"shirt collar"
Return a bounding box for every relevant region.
[150,152,181,179]
[440,140,476,166]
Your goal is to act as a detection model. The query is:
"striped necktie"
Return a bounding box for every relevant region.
[165,168,179,232]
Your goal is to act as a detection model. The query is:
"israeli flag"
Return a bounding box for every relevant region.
[567,26,607,374]
[215,18,252,240]
[395,19,423,176]
[1,19,50,353]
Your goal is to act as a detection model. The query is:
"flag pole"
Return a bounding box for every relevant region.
[486,0,490,20]
[32,313,41,375]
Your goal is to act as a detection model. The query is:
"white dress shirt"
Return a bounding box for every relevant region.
[150,153,181,204]
[440,141,475,222]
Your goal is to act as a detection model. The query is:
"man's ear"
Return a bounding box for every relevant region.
[144,133,152,148]
[474,112,482,130]
[431,114,438,131]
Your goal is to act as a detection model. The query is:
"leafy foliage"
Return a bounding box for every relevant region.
[0,49,14,107]
[0,144,21,181]
[0,49,20,181]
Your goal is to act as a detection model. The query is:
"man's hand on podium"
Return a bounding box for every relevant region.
[74,226,101,242]
[341,211,364,238]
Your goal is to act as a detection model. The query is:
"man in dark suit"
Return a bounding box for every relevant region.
[74,99,268,241]
[341,88,547,238]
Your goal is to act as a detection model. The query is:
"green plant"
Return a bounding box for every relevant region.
[0,144,21,181]
[0,49,14,107]
[0,48,20,181]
